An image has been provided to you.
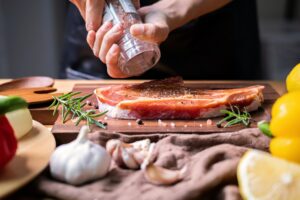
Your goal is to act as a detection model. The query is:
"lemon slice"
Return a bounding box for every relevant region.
[238,150,300,200]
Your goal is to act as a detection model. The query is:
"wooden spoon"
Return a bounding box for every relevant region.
[0,76,54,92]
[0,87,63,105]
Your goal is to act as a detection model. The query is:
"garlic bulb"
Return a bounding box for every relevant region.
[50,126,111,185]
[106,139,155,169]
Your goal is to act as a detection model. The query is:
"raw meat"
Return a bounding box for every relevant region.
[94,77,264,119]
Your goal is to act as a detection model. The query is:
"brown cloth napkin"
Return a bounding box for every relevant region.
[38,128,269,200]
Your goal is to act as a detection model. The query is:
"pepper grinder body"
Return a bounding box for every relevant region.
[104,0,161,77]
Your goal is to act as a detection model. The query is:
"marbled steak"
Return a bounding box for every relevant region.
[95,77,264,119]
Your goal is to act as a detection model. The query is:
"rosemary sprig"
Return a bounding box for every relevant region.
[49,92,107,129]
[217,105,251,128]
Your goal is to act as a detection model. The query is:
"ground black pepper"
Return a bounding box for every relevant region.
[136,119,144,125]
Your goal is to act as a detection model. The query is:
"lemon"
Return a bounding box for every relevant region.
[238,150,300,200]
[286,63,300,92]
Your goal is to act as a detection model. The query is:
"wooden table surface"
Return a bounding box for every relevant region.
[0,79,287,130]
[0,79,286,199]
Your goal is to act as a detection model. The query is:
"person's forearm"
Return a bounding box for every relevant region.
[151,0,232,31]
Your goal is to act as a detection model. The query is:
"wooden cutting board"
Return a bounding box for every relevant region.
[52,82,279,144]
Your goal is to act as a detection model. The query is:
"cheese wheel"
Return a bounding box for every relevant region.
[0,95,32,139]
[5,108,32,139]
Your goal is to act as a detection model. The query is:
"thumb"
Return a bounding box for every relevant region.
[130,6,169,44]
[130,23,168,44]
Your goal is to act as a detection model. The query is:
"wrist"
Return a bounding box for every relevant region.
[153,0,198,31]
[154,0,231,31]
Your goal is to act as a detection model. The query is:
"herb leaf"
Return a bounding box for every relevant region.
[49,92,107,129]
[217,105,251,128]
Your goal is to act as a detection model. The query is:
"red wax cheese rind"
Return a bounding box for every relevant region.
[0,115,17,169]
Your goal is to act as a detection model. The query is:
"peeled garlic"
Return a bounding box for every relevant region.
[143,164,186,185]
[106,139,155,169]
[121,146,139,169]
[50,126,111,185]
[141,143,186,185]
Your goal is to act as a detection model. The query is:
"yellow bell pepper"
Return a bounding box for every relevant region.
[266,64,300,164]
[286,63,300,92]
[270,137,300,164]
[270,91,300,138]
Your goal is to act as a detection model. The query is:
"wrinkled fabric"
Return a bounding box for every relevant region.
[38,128,269,200]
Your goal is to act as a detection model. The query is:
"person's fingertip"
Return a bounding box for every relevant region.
[113,23,124,34]
[111,44,120,55]
[107,66,128,79]
[86,23,93,31]
[93,47,98,57]
[106,44,121,76]
[103,21,113,29]
[87,30,96,48]
[91,30,96,37]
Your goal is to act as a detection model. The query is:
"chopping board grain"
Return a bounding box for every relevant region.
[30,107,58,125]
[52,82,279,144]
[0,87,62,105]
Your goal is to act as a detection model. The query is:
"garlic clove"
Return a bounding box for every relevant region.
[131,139,151,151]
[106,139,121,155]
[143,164,187,185]
[140,143,156,170]
[121,146,139,169]
[107,139,156,170]
[132,150,148,165]
[112,145,125,167]
[141,142,185,185]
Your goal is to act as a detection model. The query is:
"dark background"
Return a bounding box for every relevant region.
[0,0,299,80]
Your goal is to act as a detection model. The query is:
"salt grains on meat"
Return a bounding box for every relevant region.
[206,119,213,126]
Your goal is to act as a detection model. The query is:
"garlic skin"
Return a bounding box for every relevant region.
[50,126,111,185]
[106,139,155,169]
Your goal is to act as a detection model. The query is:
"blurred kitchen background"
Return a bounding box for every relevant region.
[0,0,299,80]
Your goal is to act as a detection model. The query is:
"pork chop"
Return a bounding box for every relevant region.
[94,77,265,119]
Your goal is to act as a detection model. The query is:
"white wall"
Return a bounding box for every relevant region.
[257,0,300,80]
[258,0,300,19]
[0,0,66,78]
[0,1,8,76]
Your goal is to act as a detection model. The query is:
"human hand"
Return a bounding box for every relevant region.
[130,4,170,44]
[69,0,105,31]
[87,3,170,78]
